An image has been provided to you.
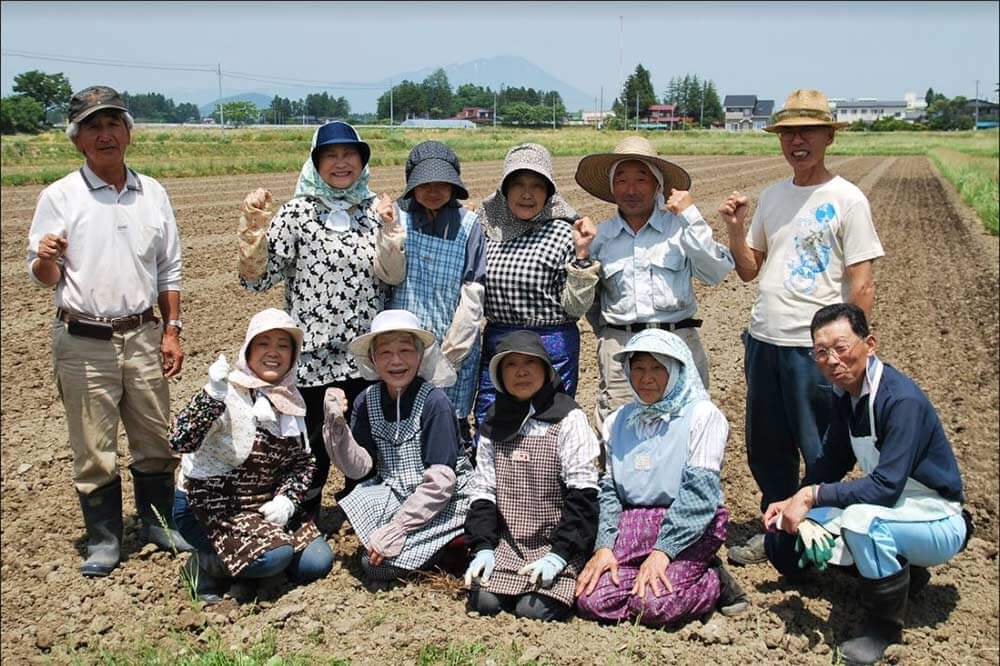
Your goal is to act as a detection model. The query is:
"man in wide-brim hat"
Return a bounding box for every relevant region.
[717,89,885,572]
[571,136,734,429]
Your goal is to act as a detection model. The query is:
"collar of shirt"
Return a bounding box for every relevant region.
[610,207,669,239]
[845,355,878,408]
[80,162,142,193]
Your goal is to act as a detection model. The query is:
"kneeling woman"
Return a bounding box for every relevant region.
[171,309,334,603]
[576,330,746,626]
[324,310,473,581]
[463,331,600,621]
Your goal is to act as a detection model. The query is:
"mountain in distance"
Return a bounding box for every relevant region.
[194,55,597,116]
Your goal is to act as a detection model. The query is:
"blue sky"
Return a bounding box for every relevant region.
[2,1,997,110]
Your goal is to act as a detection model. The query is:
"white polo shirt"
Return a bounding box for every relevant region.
[26,163,182,318]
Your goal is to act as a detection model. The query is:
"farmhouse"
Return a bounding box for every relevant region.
[453,107,493,124]
[723,95,774,131]
[830,99,911,124]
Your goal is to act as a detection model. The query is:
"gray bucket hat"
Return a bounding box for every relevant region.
[500,143,556,198]
[403,141,469,200]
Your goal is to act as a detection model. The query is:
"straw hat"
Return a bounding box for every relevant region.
[574,136,692,203]
[764,89,848,133]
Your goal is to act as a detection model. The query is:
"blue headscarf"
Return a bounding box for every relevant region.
[292,126,376,215]
[614,329,708,437]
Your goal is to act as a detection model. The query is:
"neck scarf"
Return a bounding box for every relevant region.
[622,332,707,438]
[292,128,376,231]
[479,190,579,243]
[480,330,579,442]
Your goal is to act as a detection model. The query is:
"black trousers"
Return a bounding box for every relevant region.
[299,377,376,504]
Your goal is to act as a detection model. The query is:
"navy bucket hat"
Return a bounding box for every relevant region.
[311,121,371,169]
[403,141,469,200]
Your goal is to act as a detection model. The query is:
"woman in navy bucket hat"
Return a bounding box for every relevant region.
[236,121,393,519]
[375,141,486,446]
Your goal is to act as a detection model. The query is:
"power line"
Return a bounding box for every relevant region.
[1,49,216,73]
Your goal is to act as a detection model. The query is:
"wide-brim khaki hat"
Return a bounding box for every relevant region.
[764,89,849,133]
[349,310,436,365]
[574,136,692,203]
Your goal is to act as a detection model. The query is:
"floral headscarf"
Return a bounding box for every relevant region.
[292,126,376,229]
[613,329,708,437]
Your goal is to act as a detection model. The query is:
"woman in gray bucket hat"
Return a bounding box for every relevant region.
[375,141,486,442]
[471,143,600,432]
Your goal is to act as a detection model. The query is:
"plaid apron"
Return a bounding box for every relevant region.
[483,421,583,605]
[389,209,481,419]
[339,382,473,571]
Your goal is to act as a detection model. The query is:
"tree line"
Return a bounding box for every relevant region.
[610,64,724,129]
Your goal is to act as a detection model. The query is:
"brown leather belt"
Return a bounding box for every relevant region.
[57,307,157,333]
[605,319,702,333]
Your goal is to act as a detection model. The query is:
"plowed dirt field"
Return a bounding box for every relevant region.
[2,155,997,664]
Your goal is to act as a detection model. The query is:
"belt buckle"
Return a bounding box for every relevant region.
[111,314,139,332]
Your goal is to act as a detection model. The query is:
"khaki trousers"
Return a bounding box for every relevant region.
[594,325,710,432]
[52,319,179,494]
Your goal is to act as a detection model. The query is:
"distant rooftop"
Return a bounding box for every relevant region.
[398,119,476,129]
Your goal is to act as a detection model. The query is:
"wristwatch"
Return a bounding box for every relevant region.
[572,256,594,269]
[165,319,184,332]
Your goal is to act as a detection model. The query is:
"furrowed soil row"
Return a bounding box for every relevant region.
[1,155,996,664]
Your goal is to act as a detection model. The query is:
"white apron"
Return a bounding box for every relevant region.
[805,358,961,565]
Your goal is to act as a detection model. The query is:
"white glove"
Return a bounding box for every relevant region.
[258,494,295,527]
[204,354,230,400]
[517,552,567,588]
[464,549,496,587]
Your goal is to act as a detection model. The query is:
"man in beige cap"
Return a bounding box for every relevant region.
[26,85,191,576]
[574,137,734,427]
[718,89,884,565]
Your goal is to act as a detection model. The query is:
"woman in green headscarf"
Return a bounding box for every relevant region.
[237,121,391,516]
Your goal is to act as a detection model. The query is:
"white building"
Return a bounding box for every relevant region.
[830,99,911,124]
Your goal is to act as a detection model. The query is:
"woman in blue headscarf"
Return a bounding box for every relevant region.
[575,329,747,627]
[237,122,390,515]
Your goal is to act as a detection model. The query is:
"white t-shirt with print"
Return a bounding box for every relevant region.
[747,175,884,346]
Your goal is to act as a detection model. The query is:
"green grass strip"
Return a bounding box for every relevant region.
[929,148,999,235]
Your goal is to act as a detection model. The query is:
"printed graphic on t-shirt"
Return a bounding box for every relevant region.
[783,202,835,295]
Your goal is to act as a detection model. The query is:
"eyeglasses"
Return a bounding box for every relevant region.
[810,338,863,363]
[777,126,827,141]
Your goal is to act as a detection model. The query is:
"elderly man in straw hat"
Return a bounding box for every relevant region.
[573,136,734,428]
[718,89,885,566]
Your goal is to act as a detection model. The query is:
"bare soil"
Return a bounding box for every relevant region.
[2,155,997,664]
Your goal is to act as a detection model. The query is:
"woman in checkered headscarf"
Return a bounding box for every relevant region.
[472,143,600,433]
[463,330,600,621]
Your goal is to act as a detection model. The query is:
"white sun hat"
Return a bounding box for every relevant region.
[349,309,456,387]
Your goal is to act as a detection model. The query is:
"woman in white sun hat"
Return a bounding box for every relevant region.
[322,309,473,581]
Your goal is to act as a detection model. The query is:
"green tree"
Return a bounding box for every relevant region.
[173,102,200,123]
[453,83,493,111]
[13,70,72,114]
[422,68,453,118]
[214,100,258,125]
[1,95,46,134]
[702,81,723,127]
[377,80,426,120]
[613,64,657,125]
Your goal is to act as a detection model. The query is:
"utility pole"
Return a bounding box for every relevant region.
[700,80,706,128]
[618,16,623,103]
[599,86,604,130]
[493,90,497,129]
[974,80,980,130]
[389,82,394,127]
[635,94,639,131]
[217,63,224,132]
[552,95,556,130]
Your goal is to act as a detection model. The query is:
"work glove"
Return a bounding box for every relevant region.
[517,552,567,588]
[203,354,230,400]
[796,519,835,571]
[464,549,496,587]
[258,494,295,527]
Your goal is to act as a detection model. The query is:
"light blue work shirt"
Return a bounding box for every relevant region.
[591,205,734,326]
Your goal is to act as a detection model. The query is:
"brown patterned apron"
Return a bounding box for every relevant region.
[484,421,582,605]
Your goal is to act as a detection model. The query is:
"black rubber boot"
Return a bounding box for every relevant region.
[182,551,230,604]
[77,478,124,577]
[131,466,193,553]
[909,566,931,596]
[840,563,909,665]
[710,556,750,616]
